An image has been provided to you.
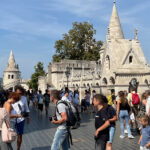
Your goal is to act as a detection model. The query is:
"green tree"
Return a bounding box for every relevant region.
[53,22,103,62]
[28,62,45,90]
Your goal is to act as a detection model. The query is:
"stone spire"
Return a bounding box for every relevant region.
[109,1,124,39]
[5,50,19,71]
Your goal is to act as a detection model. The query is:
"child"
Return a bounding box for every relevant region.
[138,115,150,150]
[93,94,110,150]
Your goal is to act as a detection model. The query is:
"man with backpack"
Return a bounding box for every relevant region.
[50,90,71,150]
[128,87,140,130]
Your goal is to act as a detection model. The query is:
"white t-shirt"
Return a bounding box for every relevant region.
[61,96,70,102]
[116,96,120,102]
[146,96,150,115]
[56,101,68,129]
[11,96,30,123]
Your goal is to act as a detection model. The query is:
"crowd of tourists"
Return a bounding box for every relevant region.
[1,85,150,150]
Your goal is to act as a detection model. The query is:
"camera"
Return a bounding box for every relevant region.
[49,116,57,122]
[21,112,29,118]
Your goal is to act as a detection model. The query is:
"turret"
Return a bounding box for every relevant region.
[108,1,124,39]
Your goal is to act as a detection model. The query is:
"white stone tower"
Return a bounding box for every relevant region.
[3,50,21,91]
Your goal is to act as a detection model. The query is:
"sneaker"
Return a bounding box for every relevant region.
[120,135,125,139]
[128,135,135,139]
[124,129,128,134]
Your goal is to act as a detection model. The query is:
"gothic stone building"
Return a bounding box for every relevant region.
[38,2,150,98]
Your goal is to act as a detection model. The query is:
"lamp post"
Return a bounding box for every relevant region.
[65,66,71,88]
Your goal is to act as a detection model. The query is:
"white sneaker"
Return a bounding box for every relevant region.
[120,135,125,139]
[128,135,135,139]
[124,129,128,134]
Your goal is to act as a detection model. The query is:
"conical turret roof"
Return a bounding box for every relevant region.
[5,50,20,72]
[108,1,124,39]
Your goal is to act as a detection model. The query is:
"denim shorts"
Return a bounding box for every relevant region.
[16,120,25,135]
[108,127,116,144]
[11,120,25,135]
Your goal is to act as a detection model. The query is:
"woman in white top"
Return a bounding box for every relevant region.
[1,92,21,150]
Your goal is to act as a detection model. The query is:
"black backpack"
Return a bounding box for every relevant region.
[56,101,79,127]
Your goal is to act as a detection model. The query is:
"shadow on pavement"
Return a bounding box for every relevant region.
[24,104,56,134]
[31,146,51,150]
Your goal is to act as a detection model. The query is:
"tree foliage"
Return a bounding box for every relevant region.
[53,22,103,62]
[28,62,45,90]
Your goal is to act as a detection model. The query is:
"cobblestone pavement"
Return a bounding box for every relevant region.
[12,104,140,150]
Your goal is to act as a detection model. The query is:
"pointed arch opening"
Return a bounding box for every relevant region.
[106,55,110,70]
[110,77,115,85]
[102,78,107,85]
[129,56,133,64]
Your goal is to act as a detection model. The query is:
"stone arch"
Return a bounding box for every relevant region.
[83,83,86,87]
[102,78,107,85]
[99,61,101,67]
[129,78,139,92]
[106,55,110,70]
[87,83,90,87]
[145,79,148,85]
[110,77,115,85]
[96,83,99,87]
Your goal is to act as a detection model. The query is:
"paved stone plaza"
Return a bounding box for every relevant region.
[12,104,140,150]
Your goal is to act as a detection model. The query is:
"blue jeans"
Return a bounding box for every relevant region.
[108,127,116,143]
[51,128,70,150]
[119,110,132,136]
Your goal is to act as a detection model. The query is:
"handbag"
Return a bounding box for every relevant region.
[1,119,17,143]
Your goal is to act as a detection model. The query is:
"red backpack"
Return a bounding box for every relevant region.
[132,93,140,105]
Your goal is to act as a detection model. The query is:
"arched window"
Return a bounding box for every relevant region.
[8,75,10,79]
[145,79,148,85]
[129,56,133,64]
[83,84,86,87]
[96,83,99,86]
[106,55,110,70]
[110,77,115,85]
[103,78,107,85]
[12,75,14,79]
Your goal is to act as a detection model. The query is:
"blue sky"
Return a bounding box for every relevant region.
[0,0,150,79]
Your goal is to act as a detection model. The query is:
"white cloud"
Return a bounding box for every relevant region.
[47,0,110,17]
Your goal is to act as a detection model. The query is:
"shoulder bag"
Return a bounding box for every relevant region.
[1,119,17,143]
